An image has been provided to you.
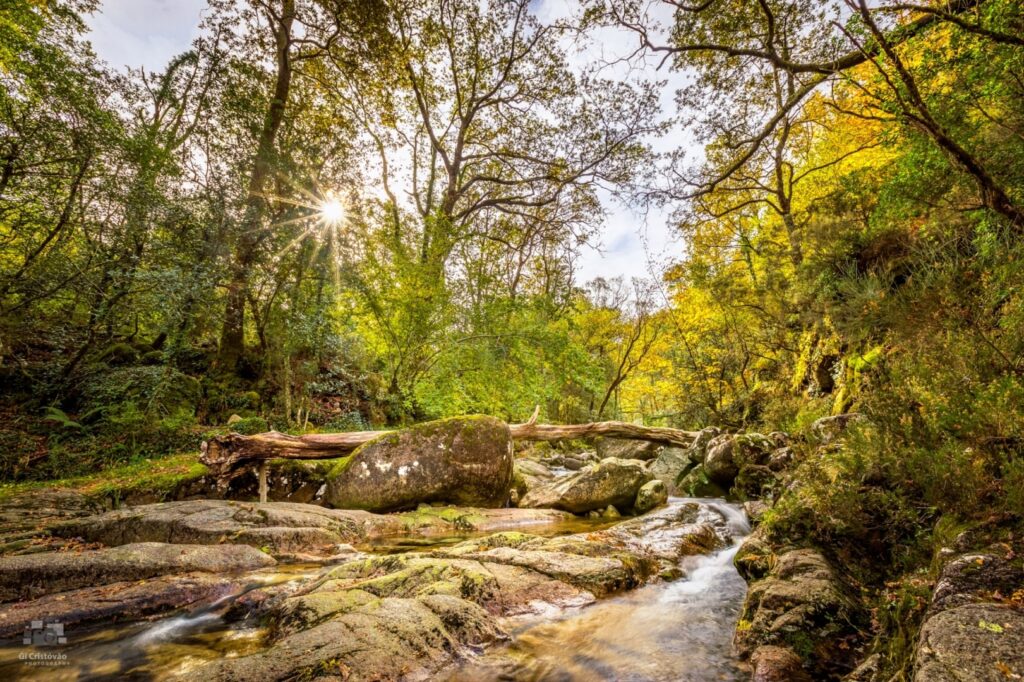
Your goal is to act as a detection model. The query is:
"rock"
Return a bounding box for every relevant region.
[751,645,812,682]
[53,500,576,558]
[518,458,652,513]
[0,542,275,602]
[735,548,861,679]
[634,479,668,514]
[324,415,514,512]
[844,653,883,682]
[768,432,789,448]
[929,547,1024,615]
[767,446,794,472]
[704,433,774,487]
[187,593,505,682]
[734,464,777,499]
[511,459,555,500]
[734,526,773,581]
[595,437,660,460]
[0,573,237,638]
[602,504,621,518]
[687,427,722,465]
[649,446,692,494]
[743,500,770,527]
[705,435,741,485]
[562,456,585,470]
[914,603,1024,681]
[183,501,732,682]
[676,465,727,498]
[811,413,864,443]
[227,413,243,425]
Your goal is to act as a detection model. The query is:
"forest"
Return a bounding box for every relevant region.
[1,0,1023,680]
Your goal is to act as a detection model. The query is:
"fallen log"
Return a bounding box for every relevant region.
[200,408,697,486]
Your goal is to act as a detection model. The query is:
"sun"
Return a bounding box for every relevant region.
[319,197,346,225]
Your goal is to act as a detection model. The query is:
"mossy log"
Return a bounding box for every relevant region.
[200,408,697,485]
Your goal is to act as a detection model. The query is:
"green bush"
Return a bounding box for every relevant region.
[229,416,269,435]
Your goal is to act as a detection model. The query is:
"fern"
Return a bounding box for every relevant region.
[42,406,84,431]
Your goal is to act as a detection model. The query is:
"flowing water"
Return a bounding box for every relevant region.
[0,499,750,681]
[449,498,751,681]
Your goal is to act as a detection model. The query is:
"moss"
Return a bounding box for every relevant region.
[0,452,208,504]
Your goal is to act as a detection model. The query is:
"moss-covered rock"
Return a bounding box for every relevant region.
[324,415,514,512]
[634,479,668,514]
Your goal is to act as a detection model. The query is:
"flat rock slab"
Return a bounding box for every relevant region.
[186,501,734,681]
[0,542,275,602]
[53,500,577,557]
[0,573,236,639]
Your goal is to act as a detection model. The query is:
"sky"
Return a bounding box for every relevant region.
[83,0,692,286]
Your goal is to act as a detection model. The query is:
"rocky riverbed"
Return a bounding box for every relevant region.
[1,417,1020,681]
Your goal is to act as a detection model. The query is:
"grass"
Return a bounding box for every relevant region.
[0,452,209,504]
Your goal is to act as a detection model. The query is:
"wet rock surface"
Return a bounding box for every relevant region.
[0,542,275,602]
[178,500,735,681]
[0,573,237,639]
[53,499,575,557]
[325,415,514,512]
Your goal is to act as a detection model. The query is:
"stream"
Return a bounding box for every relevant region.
[0,499,749,681]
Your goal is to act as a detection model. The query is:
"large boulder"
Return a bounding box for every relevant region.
[649,446,692,494]
[518,458,652,513]
[687,426,722,465]
[325,416,514,512]
[595,437,660,461]
[911,544,1024,681]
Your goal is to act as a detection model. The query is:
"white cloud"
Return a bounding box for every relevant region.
[84,0,208,72]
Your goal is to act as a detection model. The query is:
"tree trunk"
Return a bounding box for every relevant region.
[200,413,698,485]
[218,0,296,372]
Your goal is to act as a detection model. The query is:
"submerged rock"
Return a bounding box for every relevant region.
[325,415,514,512]
[634,479,668,514]
[0,542,274,602]
[518,457,652,513]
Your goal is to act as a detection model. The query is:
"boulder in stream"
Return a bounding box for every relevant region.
[325,415,514,512]
[518,457,652,514]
